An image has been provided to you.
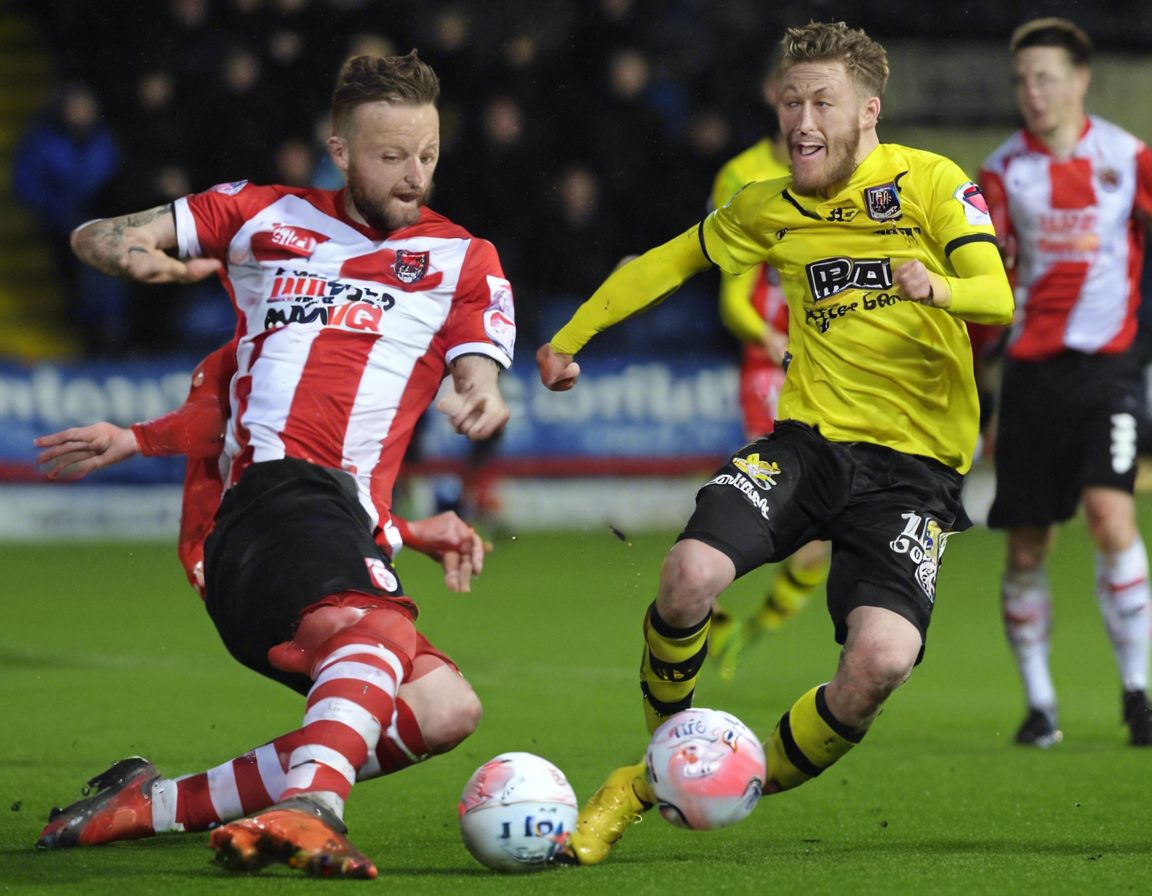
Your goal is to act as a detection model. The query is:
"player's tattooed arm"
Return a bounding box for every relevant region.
[70,204,222,284]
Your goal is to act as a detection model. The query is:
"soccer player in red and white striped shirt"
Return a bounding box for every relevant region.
[978,19,1152,748]
[37,52,512,877]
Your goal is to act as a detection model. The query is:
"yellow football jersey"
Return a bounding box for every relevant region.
[701,143,999,473]
[709,138,789,212]
[710,139,791,344]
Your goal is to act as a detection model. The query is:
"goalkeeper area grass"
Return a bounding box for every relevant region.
[3,496,1151,895]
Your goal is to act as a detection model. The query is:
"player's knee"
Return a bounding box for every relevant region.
[1082,493,1137,553]
[423,687,483,754]
[1006,527,1051,572]
[842,645,916,708]
[658,544,733,625]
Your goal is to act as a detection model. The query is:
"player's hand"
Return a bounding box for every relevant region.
[405,511,492,593]
[536,343,580,391]
[893,260,950,308]
[34,422,140,479]
[437,385,510,441]
[121,245,222,284]
[759,327,789,366]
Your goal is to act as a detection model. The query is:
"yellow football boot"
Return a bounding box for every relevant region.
[561,760,654,865]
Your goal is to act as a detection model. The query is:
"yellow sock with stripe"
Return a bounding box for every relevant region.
[755,555,829,632]
[640,602,711,735]
[765,685,865,791]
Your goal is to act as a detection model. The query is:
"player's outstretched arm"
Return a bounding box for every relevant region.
[71,204,221,284]
[398,511,491,593]
[34,423,139,480]
[537,226,712,391]
[439,355,509,441]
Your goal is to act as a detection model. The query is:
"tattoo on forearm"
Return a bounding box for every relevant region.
[75,204,173,277]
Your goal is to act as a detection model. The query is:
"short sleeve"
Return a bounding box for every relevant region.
[174,181,280,261]
[978,167,1014,247]
[700,183,774,276]
[1134,142,1152,221]
[441,238,515,369]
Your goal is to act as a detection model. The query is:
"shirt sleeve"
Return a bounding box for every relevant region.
[131,340,236,459]
[441,238,515,369]
[1134,142,1152,223]
[700,182,775,276]
[927,158,999,259]
[173,181,278,261]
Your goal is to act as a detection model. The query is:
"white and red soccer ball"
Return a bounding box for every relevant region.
[458,752,577,872]
[645,708,766,831]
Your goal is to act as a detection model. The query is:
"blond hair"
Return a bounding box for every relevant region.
[779,21,889,99]
[332,50,440,134]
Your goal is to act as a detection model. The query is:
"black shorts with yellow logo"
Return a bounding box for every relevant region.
[988,351,1143,530]
[679,421,971,651]
[204,457,411,694]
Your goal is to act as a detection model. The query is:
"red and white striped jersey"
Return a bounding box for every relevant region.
[979,116,1152,361]
[173,182,515,531]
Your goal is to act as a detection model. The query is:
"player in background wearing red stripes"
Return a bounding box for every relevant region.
[979,19,1152,747]
[35,52,512,877]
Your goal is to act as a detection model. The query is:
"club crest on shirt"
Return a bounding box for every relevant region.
[952,181,992,226]
[1098,167,1122,192]
[394,249,429,284]
[864,183,901,221]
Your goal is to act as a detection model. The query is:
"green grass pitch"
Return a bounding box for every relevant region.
[3,497,1152,894]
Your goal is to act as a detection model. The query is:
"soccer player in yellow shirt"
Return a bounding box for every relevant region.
[537,21,1013,865]
[707,78,831,681]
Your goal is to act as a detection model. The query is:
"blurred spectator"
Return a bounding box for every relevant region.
[530,164,623,343]
[273,136,316,187]
[11,82,128,354]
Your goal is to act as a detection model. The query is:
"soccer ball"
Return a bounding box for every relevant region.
[645,708,766,831]
[458,752,578,872]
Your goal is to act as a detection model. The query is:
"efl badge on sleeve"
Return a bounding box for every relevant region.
[864,183,901,222]
[210,180,249,196]
[394,249,429,284]
[953,181,992,225]
[483,275,516,361]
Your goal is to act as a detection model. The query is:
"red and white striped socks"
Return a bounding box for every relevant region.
[151,630,424,832]
[1095,536,1152,693]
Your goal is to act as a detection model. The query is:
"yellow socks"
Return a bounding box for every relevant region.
[756,555,829,632]
[639,602,711,735]
[765,685,864,791]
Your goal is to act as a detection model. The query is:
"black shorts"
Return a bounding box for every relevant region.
[203,457,410,694]
[679,421,971,650]
[988,351,1144,529]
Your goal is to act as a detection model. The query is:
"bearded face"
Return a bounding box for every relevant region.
[778,60,871,196]
[333,101,440,231]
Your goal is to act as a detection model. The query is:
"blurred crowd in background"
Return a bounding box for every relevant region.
[10,0,1151,356]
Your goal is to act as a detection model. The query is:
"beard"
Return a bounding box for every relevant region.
[347,168,429,231]
[791,124,861,195]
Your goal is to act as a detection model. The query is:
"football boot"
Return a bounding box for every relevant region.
[1014,706,1062,748]
[1123,689,1152,747]
[556,760,654,866]
[37,757,159,848]
[209,796,377,879]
